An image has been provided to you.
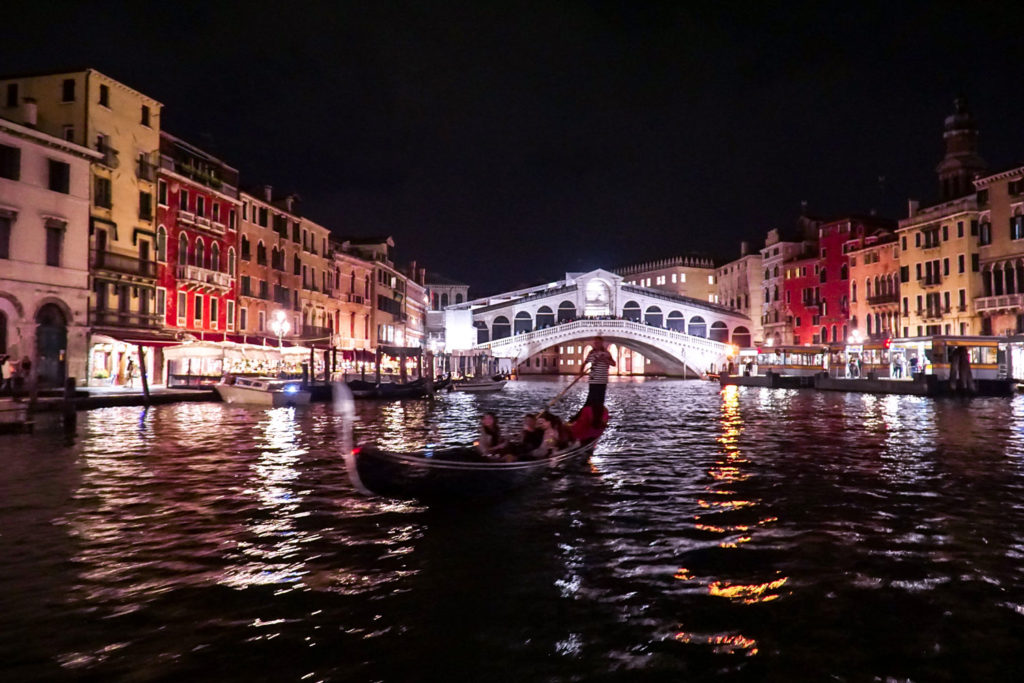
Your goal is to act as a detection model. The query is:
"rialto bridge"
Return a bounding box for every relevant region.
[440,269,752,375]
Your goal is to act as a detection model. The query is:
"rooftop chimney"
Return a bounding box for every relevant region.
[740,240,750,257]
[908,199,919,218]
[22,97,37,127]
[263,185,273,202]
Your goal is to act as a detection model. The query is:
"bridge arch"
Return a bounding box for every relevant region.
[514,311,532,334]
[536,305,555,329]
[557,301,576,323]
[687,315,707,338]
[667,310,684,332]
[622,300,641,322]
[644,305,663,327]
[492,315,511,340]
[709,320,728,343]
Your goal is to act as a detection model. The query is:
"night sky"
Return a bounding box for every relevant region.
[7,1,1024,293]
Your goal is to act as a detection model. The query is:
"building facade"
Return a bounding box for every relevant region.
[615,256,719,303]
[330,244,374,351]
[156,132,240,342]
[0,116,99,386]
[848,235,901,341]
[760,222,817,345]
[716,243,763,346]
[974,166,1024,335]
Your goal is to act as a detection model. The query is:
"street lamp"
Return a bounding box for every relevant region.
[270,310,290,348]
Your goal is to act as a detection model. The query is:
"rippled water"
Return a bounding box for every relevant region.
[3,378,1024,681]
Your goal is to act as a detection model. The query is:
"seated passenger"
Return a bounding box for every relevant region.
[477,412,507,460]
[530,412,574,459]
[508,414,545,459]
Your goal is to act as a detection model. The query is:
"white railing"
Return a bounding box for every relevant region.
[975,293,1024,313]
[177,264,232,289]
[479,318,732,360]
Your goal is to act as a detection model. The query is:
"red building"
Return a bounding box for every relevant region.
[785,216,895,345]
[155,132,241,339]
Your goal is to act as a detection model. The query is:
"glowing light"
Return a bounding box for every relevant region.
[708,576,788,603]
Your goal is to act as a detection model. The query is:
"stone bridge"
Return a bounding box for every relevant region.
[440,268,750,374]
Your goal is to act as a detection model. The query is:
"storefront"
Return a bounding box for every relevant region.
[87,331,180,388]
[162,341,314,387]
[889,336,1005,380]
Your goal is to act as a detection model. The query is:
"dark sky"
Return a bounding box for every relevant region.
[7,1,1024,293]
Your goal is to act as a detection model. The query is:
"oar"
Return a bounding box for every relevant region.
[538,368,588,415]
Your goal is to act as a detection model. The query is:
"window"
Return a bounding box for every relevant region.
[0,213,11,259]
[156,287,166,318]
[4,83,17,108]
[48,160,70,193]
[61,78,75,102]
[196,195,205,218]
[240,235,250,260]
[258,310,265,332]
[194,294,204,325]
[209,297,219,329]
[943,258,949,276]
[0,144,19,180]
[1011,215,1024,241]
[141,105,151,127]
[915,232,921,247]
[979,221,992,245]
[958,221,964,238]
[139,192,152,220]
[240,306,247,331]
[958,254,965,273]
[227,300,235,331]
[901,236,907,251]
[180,189,189,211]
[942,225,948,241]
[62,126,74,142]
[972,254,980,272]
[228,247,235,276]
[158,180,168,206]
[45,219,64,266]
[195,239,205,268]
[99,84,109,107]
[212,202,220,224]
[229,209,236,230]
[958,289,966,310]
[258,207,268,227]
[177,291,187,325]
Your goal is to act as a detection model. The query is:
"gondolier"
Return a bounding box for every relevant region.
[581,336,615,425]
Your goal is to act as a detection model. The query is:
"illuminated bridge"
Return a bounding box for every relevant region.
[440,269,751,375]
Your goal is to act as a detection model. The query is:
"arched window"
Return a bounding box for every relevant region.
[441,293,449,307]
[156,226,167,262]
[293,254,301,275]
[536,306,555,328]
[195,238,205,268]
[364,275,370,298]
[474,321,489,344]
[455,293,464,304]
[840,264,848,279]
[622,301,641,322]
[256,240,266,265]
[852,282,857,302]
[867,316,873,335]
[178,233,188,266]
[831,325,838,343]
[644,305,663,327]
[557,301,576,323]
[666,310,685,332]
[732,326,752,348]
[688,315,707,338]
[0,310,7,354]
[227,247,236,276]
[709,321,729,342]
[240,234,250,260]
[211,243,220,271]
[865,278,872,298]
[514,311,532,334]
[492,316,511,340]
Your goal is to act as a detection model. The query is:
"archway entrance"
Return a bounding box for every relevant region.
[35,303,68,386]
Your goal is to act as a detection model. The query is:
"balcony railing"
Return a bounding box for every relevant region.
[867,292,900,305]
[177,210,224,234]
[137,158,157,182]
[918,275,942,287]
[176,264,232,290]
[917,306,950,321]
[96,142,119,169]
[91,249,157,279]
[90,308,161,328]
[975,293,1024,313]
[302,325,333,339]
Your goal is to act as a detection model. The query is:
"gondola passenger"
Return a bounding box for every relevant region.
[530,412,574,459]
[477,412,507,460]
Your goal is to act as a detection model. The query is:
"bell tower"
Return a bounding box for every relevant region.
[936,96,986,201]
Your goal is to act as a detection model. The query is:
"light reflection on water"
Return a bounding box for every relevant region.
[2,379,1024,680]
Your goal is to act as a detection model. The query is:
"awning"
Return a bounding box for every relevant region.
[91,329,182,347]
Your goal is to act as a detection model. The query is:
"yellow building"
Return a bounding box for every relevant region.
[0,69,166,375]
[614,256,718,303]
[716,242,763,346]
[974,165,1024,335]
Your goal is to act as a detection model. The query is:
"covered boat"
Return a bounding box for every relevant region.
[214,376,311,407]
[345,436,601,500]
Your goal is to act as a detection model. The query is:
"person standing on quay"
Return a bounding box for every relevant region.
[581,336,615,425]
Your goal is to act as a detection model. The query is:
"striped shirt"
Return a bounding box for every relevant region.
[584,349,613,384]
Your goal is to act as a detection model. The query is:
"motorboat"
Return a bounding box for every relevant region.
[450,378,507,393]
[214,376,311,407]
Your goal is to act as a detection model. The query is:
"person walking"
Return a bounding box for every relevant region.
[581,336,615,425]
[125,358,136,389]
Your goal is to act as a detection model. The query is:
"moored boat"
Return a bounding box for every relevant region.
[346,377,428,399]
[451,378,507,393]
[345,436,601,500]
[214,376,311,407]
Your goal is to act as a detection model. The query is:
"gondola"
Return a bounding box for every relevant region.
[345,435,603,500]
[345,377,428,399]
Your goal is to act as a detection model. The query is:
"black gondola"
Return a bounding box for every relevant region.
[345,436,603,501]
[345,377,428,399]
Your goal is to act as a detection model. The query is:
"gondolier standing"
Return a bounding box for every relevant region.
[581,336,615,425]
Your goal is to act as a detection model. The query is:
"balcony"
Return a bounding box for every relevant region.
[177,210,224,234]
[91,249,157,280]
[137,158,157,182]
[867,292,900,305]
[176,264,232,291]
[339,293,366,305]
[801,298,822,308]
[90,308,160,329]
[918,275,942,287]
[975,293,1024,313]
[96,141,119,169]
[917,307,950,321]
[302,325,333,340]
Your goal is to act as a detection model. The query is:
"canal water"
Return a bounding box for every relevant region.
[2,379,1024,681]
